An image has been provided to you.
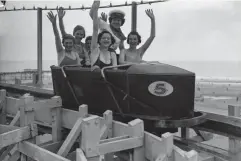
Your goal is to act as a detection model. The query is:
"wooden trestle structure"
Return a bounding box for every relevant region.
[0,89,201,161]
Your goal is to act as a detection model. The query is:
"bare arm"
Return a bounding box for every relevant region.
[119,49,127,64]
[90,0,100,53]
[139,9,155,58]
[111,52,117,68]
[47,11,63,53]
[57,7,67,37]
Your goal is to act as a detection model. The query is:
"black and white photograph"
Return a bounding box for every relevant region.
[0,0,241,161]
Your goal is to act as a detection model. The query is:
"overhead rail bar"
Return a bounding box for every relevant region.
[0,0,168,12]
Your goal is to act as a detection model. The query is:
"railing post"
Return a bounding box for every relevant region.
[37,7,43,87]
[228,104,241,154]
[131,2,137,32]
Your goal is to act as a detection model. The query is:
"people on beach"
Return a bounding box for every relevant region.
[47,11,81,67]
[89,0,126,54]
[119,9,155,64]
[57,7,89,66]
[89,0,117,70]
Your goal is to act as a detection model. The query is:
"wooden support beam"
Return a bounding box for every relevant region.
[3,144,20,161]
[76,148,87,161]
[81,115,100,158]
[18,141,71,161]
[40,141,64,153]
[19,95,36,161]
[98,137,143,155]
[0,125,37,149]
[0,124,20,134]
[228,105,241,154]
[51,96,62,142]
[10,111,20,126]
[100,135,129,144]
[103,110,113,161]
[0,89,7,124]
[144,132,174,161]
[173,146,198,161]
[0,144,16,161]
[128,119,145,161]
[57,117,83,157]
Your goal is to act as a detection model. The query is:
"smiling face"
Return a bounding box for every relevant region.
[128,34,139,47]
[63,39,74,52]
[110,18,122,29]
[99,33,112,48]
[74,29,85,40]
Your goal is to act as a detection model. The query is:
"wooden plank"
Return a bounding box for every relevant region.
[81,115,100,158]
[9,111,20,126]
[18,141,71,161]
[51,96,62,142]
[57,117,83,157]
[0,89,7,124]
[40,141,64,153]
[19,95,36,161]
[0,124,20,134]
[100,135,129,144]
[3,145,20,161]
[76,148,87,161]
[102,110,113,161]
[173,146,198,161]
[144,132,173,161]
[5,97,22,117]
[0,125,37,149]
[98,136,143,155]
[0,144,16,161]
[128,119,145,161]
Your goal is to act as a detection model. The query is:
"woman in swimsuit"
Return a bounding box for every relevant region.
[119,9,156,64]
[89,1,126,55]
[90,0,117,70]
[57,7,88,66]
[47,11,81,67]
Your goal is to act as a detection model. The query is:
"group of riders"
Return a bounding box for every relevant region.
[47,0,156,70]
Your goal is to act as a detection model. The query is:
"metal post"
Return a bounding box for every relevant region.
[37,8,43,87]
[131,2,137,32]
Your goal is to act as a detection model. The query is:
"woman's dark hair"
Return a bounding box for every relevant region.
[73,25,86,38]
[62,34,75,45]
[85,36,92,44]
[127,31,141,44]
[97,30,115,46]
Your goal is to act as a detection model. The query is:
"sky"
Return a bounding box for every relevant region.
[0,0,241,62]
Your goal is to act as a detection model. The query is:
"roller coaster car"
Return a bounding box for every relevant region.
[50,63,206,134]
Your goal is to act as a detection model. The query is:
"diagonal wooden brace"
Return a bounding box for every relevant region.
[0,124,38,149]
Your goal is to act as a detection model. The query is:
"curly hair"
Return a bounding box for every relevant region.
[62,34,75,45]
[97,30,115,47]
[85,36,92,44]
[127,31,141,45]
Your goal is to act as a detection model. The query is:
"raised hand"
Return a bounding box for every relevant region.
[145,9,155,20]
[57,7,66,19]
[100,12,107,22]
[47,11,57,24]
